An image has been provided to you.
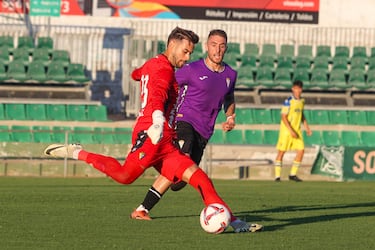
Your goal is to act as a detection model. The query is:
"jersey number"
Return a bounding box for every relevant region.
[140,74,149,110]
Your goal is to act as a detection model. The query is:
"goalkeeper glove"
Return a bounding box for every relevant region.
[147,110,165,144]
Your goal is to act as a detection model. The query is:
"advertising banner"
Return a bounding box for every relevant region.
[311,146,375,181]
[0,0,84,16]
[103,0,319,24]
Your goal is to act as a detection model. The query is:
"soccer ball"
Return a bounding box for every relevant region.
[200,203,231,234]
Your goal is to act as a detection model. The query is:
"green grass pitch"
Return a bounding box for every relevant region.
[0,177,374,250]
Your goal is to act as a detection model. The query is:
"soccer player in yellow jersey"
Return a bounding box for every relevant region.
[274,80,312,182]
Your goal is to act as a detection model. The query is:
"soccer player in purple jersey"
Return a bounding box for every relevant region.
[130,30,262,233]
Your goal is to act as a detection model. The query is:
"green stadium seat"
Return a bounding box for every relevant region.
[0,46,10,64]
[46,61,67,83]
[292,68,310,84]
[236,108,254,124]
[51,126,71,143]
[46,104,67,120]
[243,129,263,145]
[256,66,275,88]
[350,57,366,70]
[352,46,367,59]
[17,36,34,50]
[316,45,332,58]
[252,109,274,124]
[51,50,70,66]
[366,111,375,124]
[114,127,133,144]
[303,130,321,146]
[37,36,53,51]
[12,48,30,64]
[32,125,52,143]
[332,56,348,70]
[26,103,47,120]
[32,48,50,65]
[240,54,257,67]
[5,103,26,120]
[0,103,4,120]
[347,110,368,125]
[227,42,241,55]
[310,68,329,89]
[26,61,47,83]
[0,61,6,81]
[0,36,14,50]
[243,43,259,57]
[215,111,226,124]
[224,53,239,68]
[306,110,330,125]
[157,40,166,54]
[366,69,375,88]
[274,68,292,88]
[0,125,10,142]
[67,63,90,83]
[210,129,224,144]
[279,44,295,58]
[87,105,108,121]
[334,46,350,59]
[189,52,204,62]
[297,45,313,60]
[72,126,95,144]
[11,125,32,142]
[94,127,115,144]
[258,55,275,68]
[370,47,375,58]
[271,109,281,124]
[321,130,341,146]
[341,130,360,146]
[224,129,243,144]
[313,56,329,70]
[236,65,256,88]
[295,56,311,69]
[67,104,87,121]
[328,110,348,124]
[368,57,375,71]
[348,68,367,90]
[260,43,277,59]
[360,131,375,146]
[194,42,203,54]
[276,56,293,69]
[6,60,27,82]
[263,130,279,145]
[329,68,348,90]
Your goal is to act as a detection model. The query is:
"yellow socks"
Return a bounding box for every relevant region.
[274,160,282,178]
[290,161,301,176]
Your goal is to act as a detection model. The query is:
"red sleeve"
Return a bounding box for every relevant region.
[148,63,174,112]
[131,67,142,81]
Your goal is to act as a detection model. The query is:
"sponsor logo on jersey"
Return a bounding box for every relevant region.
[199,76,208,80]
[226,78,231,88]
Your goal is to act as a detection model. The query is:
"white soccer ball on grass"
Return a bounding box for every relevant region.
[200,203,231,234]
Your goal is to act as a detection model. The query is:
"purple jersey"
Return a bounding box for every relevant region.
[175,59,237,139]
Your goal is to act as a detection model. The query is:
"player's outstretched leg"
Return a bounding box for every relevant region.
[44,143,144,185]
[184,167,264,233]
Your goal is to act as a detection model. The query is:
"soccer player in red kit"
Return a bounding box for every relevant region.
[44,27,263,233]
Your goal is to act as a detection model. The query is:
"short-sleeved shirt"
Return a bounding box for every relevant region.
[276,95,305,151]
[175,59,237,139]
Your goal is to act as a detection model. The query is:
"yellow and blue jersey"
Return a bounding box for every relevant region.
[277,95,305,151]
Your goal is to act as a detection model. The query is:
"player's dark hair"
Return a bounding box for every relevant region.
[167,27,199,45]
[208,29,228,43]
[293,80,303,88]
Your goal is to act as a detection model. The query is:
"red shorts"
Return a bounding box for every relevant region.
[126,130,195,183]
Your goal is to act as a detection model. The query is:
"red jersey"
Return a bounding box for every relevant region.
[131,54,178,137]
